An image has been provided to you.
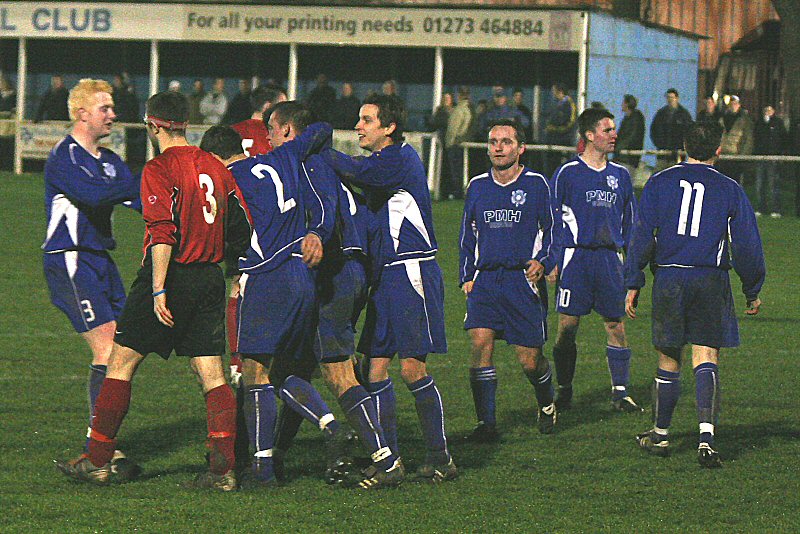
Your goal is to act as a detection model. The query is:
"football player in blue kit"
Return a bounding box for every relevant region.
[263,102,398,487]
[42,78,140,467]
[625,122,765,468]
[460,119,558,440]
[323,94,456,487]
[212,116,338,488]
[550,107,641,413]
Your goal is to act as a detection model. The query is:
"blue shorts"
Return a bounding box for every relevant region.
[237,258,316,357]
[43,250,126,333]
[557,247,625,319]
[651,267,739,349]
[315,258,368,363]
[358,258,447,359]
[465,268,547,348]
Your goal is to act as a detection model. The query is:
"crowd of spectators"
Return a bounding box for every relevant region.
[12,72,797,214]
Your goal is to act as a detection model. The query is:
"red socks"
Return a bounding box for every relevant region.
[206,384,237,475]
[88,378,131,467]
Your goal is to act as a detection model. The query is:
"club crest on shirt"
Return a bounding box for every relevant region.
[511,189,527,207]
[606,175,619,190]
[102,162,117,179]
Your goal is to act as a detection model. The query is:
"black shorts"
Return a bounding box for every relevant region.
[115,260,226,359]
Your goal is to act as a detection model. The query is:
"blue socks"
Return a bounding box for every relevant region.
[368,379,398,456]
[408,376,450,465]
[524,359,555,409]
[607,346,632,400]
[278,375,340,435]
[339,385,396,470]
[469,366,498,427]
[244,384,277,481]
[694,362,720,446]
[85,364,107,451]
[653,368,681,437]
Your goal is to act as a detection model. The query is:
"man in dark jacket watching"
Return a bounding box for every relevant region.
[650,88,693,171]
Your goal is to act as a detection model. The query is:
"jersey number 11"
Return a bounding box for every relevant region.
[677,180,705,237]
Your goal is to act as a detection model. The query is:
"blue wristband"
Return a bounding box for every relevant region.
[152,289,166,297]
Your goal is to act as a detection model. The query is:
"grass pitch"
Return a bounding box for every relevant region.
[1,172,798,532]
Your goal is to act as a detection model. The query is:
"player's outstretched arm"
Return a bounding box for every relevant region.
[46,150,140,208]
[321,146,406,190]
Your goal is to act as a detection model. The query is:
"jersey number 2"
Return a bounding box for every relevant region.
[677,180,705,237]
[251,163,296,213]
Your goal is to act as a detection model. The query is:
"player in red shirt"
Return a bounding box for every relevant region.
[231,84,286,157]
[57,91,245,491]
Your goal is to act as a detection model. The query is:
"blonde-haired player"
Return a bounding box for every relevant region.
[43,78,141,479]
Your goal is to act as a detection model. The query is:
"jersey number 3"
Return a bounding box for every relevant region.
[199,173,217,224]
[677,180,705,237]
[251,163,297,213]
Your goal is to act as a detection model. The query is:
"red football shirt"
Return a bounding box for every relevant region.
[231,118,272,157]
[141,145,238,264]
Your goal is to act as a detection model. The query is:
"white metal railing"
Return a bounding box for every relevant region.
[457,141,800,188]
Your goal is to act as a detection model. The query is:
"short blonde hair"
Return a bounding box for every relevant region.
[68,78,113,121]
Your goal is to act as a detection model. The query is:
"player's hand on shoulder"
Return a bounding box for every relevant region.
[301,232,323,268]
[625,289,639,319]
[745,297,761,316]
[153,292,174,327]
[462,281,474,295]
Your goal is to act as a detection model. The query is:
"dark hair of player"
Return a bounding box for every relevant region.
[623,94,638,109]
[684,122,723,162]
[363,94,405,143]
[145,91,188,133]
[578,107,615,142]
[251,85,286,114]
[552,82,567,94]
[488,118,526,145]
[268,101,315,134]
[199,126,243,160]
[666,88,679,97]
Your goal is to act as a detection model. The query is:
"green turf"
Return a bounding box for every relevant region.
[1,172,798,532]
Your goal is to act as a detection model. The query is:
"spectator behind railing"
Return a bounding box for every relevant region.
[306,73,337,124]
[223,78,252,125]
[332,82,360,130]
[200,77,228,125]
[614,94,645,172]
[444,86,473,200]
[0,76,16,114]
[111,73,139,123]
[697,94,723,126]
[719,95,754,184]
[34,75,69,122]
[650,88,693,172]
[188,79,205,125]
[753,105,788,218]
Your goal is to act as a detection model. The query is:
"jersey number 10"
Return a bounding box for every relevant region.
[677,180,705,237]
